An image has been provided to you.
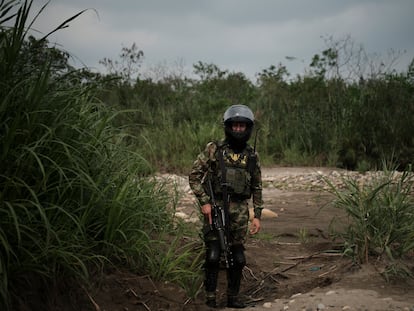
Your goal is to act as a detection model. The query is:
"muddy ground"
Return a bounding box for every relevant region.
[60,167,414,311]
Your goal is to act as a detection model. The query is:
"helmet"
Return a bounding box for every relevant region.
[223,104,254,146]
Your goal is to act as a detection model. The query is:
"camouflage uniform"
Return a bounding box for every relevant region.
[189,139,263,244]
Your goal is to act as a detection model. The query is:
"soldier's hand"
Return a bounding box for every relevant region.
[201,203,212,225]
[249,218,261,235]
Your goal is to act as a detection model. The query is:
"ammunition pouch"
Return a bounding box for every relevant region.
[226,167,251,197]
[211,143,256,199]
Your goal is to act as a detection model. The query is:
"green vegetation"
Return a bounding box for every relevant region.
[0,2,202,310]
[298,228,310,244]
[94,38,414,173]
[1,0,413,310]
[324,166,414,280]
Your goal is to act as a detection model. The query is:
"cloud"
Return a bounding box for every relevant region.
[28,0,414,80]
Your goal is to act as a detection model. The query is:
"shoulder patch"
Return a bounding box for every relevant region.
[206,141,218,160]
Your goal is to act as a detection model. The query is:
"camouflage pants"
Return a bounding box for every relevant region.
[203,200,249,245]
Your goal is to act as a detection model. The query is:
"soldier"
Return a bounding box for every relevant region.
[189,104,263,308]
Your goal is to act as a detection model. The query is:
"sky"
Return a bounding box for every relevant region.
[30,0,414,81]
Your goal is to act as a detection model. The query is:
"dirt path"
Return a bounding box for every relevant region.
[177,167,414,310]
[80,167,414,311]
[246,167,414,311]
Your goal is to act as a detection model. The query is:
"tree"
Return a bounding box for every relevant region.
[99,43,144,84]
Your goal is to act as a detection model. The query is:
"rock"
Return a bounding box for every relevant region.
[249,208,278,220]
[174,211,188,219]
[174,211,199,223]
[317,303,325,310]
[263,302,272,308]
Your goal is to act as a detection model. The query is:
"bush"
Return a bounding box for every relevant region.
[324,166,414,279]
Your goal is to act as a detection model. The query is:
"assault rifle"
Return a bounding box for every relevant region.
[207,178,233,268]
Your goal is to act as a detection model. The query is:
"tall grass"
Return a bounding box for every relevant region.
[324,166,414,279]
[0,1,203,309]
[139,234,204,298]
[138,120,222,173]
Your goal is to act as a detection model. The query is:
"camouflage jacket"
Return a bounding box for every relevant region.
[189,139,263,219]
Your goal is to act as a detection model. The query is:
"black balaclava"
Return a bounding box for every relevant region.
[223,104,254,151]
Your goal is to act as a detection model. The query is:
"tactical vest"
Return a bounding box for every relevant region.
[212,142,256,200]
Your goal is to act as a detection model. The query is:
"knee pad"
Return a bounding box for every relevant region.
[205,241,221,266]
[231,244,246,268]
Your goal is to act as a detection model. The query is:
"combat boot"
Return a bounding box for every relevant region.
[205,291,217,308]
[227,295,246,308]
[227,265,245,308]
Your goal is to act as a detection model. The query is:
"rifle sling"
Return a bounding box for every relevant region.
[217,147,231,235]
